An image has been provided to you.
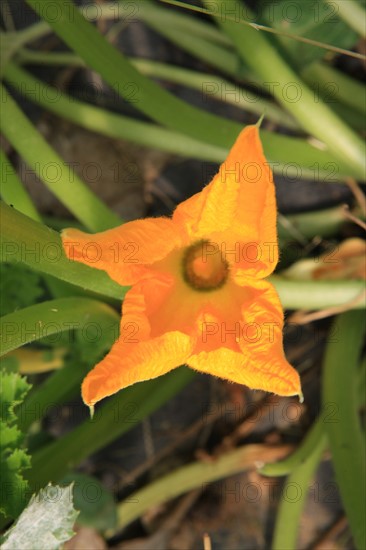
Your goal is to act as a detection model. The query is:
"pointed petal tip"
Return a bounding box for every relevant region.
[256,113,265,128]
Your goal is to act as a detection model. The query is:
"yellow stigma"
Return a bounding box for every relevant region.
[182,240,229,291]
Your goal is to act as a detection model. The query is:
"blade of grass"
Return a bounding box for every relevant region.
[23,0,240,147]
[0,202,124,300]
[0,83,120,231]
[12,1,364,117]
[260,352,365,478]
[0,149,39,220]
[23,0,364,179]
[322,310,365,549]
[0,151,96,299]
[26,366,196,488]
[324,0,366,38]
[11,53,298,131]
[0,297,119,356]
[202,0,366,180]
[302,61,366,114]
[271,435,326,549]
[4,62,359,181]
[4,62,229,165]
[139,1,364,118]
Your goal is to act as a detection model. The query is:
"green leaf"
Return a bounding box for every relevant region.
[261,0,358,67]
[1,484,78,550]
[0,371,31,519]
[0,297,119,357]
[61,473,117,532]
[0,263,44,317]
[0,371,30,422]
[0,202,124,300]
[322,311,366,549]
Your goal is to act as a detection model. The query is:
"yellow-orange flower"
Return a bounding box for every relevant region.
[62,126,301,407]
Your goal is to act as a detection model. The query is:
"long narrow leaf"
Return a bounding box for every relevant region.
[0,84,120,231]
[0,202,124,300]
[203,0,365,179]
[322,311,366,549]
[0,297,119,356]
[23,0,363,179]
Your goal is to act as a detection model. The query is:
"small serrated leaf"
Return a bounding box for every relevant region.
[1,484,79,550]
[0,371,31,518]
[0,371,31,423]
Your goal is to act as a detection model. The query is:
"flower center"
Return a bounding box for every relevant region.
[182,240,229,291]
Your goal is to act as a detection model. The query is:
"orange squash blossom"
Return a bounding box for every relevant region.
[62,126,302,408]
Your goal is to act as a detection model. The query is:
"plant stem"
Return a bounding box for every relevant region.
[271,435,326,549]
[114,444,292,532]
[270,276,365,310]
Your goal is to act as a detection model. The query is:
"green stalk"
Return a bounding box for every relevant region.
[261,346,365,478]
[0,152,93,298]
[0,298,119,356]
[114,444,292,532]
[324,0,366,38]
[260,418,326,477]
[302,61,366,114]
[271,436,326,550]
[0,202,124,300]
[203,0,366,180]
[278,206,347,242]
[26,367,195,488]
[0,84,120,231]
[270,276,365,310]
[0,150,39,220]
[322,311,365,549]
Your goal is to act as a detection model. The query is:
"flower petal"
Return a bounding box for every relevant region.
[187,279,301,397]
[82,330,193,406]
[187,347,300,397]
[172,126,277,261]
[62,217,182,286]
[81,283,194,406]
